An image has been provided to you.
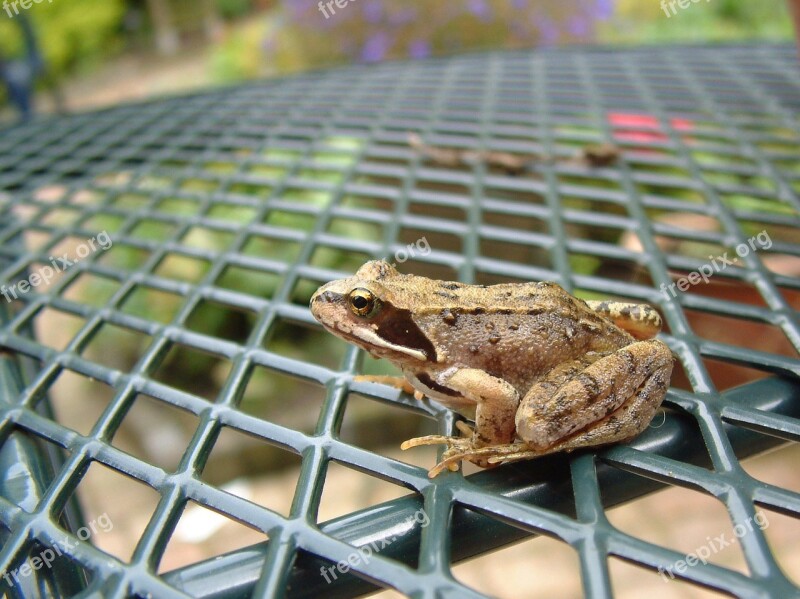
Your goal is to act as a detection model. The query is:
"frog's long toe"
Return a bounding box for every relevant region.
[428,445,481,477]
[427,454,466,478]
[404,434,538,476]
[402,435,474,476]
[438,443,539,476]
[400,435,454,450]
[486,448,545,464]
[425,443,528,477]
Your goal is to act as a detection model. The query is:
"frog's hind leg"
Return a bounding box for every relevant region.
[484,346,672,466]
[514,339,673,457]
[488,374,670,466]
[414,340,672,475]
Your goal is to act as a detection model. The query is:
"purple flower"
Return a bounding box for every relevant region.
[277,0,614,62]
[287,0,314,19]
[467,0,492,21]
[532,14,559,46]
[567,15,590,37]
[408,39,431,59]
[389,7,418,25]
[361,31,391,63]
[593,0,615,20]
[362,0,383,23]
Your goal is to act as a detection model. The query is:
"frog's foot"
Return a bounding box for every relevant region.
[401,433,532,477]
[400,433,474,476]
[428,442,533,477]
[354,375,423,399]
[400,434,471,452]
[399,420,474,451]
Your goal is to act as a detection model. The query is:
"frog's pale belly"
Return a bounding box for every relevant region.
[403,368,477,418]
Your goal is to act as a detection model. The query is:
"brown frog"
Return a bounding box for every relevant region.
[309,260,673,477]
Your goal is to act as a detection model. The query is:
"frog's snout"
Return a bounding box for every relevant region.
[310,286,337,307]
[309,282,348,325]
[309,286,323,309]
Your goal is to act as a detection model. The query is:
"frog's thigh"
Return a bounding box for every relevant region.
[515,340,673,450]
[550,366,670,453]
[487,363,670,466]
[440,368,520,446]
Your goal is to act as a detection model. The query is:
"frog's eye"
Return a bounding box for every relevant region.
[348,288,381,318]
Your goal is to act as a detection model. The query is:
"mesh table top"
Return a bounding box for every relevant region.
[0,43,799,598]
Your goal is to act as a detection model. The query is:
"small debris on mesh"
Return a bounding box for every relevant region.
[409,133,534,175]
[577,143,621,167]
[408,133,464,168]
[408,133,620,174]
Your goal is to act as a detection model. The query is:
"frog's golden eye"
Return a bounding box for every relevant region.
[348,288,381,318]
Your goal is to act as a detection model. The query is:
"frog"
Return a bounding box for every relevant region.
[309,260,673,477]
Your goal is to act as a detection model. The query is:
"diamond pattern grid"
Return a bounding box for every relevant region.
[0,44,798,598]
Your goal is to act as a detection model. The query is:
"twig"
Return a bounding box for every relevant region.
[408,133,620,175]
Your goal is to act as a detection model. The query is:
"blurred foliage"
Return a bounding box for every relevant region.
[208,0,793,84]
[215,0,253,20]
[0,0,793,112]
[209,18,269,82]
[211,0,613,82]
[599,0,793,43]
[0,0,125,75]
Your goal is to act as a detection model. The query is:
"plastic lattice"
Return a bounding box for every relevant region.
[0,44,799,598]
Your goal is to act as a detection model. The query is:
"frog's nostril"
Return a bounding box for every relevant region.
[321,290,341,304]
[311,290,341,308]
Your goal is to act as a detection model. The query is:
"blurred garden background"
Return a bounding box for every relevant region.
[0,0,795,121]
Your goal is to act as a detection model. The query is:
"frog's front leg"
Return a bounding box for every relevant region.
[401,368,520,475]
[353,375,424,399]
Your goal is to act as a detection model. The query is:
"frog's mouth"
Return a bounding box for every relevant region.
[310,288,433,362]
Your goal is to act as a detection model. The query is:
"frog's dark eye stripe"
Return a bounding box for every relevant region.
[374,302,437,362]
[348,288,381,318]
